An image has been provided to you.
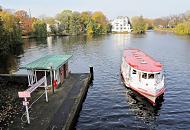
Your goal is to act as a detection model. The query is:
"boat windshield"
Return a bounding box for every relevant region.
[148,74,154,79]
[132,69,137,74]
[142,73,147,79]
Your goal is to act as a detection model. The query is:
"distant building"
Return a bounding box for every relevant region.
[46,20,61,33]
[111,16,132,33]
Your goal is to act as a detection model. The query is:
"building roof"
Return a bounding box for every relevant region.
[20,54,72,70]
[123,49,162,72]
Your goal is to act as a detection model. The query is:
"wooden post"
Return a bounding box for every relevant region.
[50,66,55,94]
[90,66,94,81]
[24,97,30,124]
[45,72,48,102]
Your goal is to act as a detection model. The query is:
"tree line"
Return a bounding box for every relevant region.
[44,10,111,35]
[131,10,190,35]
[0,6,47,57]
[0,6,111,57]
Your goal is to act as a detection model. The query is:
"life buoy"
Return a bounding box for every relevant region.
[53,80,58,89]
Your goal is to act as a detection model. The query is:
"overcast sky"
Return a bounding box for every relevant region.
[1,0,190,19]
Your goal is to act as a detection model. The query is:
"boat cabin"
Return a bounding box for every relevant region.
[20,54,72,88]
[121,49,165,105]
[122,49,163,83]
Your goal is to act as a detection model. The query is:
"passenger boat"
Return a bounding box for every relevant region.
[121,49,165,105]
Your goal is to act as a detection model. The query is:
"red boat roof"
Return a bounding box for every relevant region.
[123,49,163,72]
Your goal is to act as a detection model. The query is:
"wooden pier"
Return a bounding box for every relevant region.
[8,73,92,130]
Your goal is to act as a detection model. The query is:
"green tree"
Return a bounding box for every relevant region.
[69,12,82,35]
[81,11,92,32]
[56,10,72,34]
[91,11,110,34]
[175,22,190,35]
[49,24,57,35]
[0,11,22,57]
[144,18,154,30]
[132,16,147,34]
[0,17,9,56]
[43,17,56,25]
[55,10,110,35]
[86,20,96,35]
[32,20,47,38]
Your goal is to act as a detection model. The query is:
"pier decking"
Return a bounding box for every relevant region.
[9,73,91,130]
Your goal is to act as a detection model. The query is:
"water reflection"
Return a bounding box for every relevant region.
[125,88,164,121]
[112,34,131,45]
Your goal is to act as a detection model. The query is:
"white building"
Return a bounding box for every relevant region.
[46,20,61,33]
[111,16,132,33]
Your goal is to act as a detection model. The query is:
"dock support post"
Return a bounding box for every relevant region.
[90,66,94,81]
[44,74,48,102]
[50,66,55,94]
[24,97,30,124]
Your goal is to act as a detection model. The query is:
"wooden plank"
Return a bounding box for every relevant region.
[26,77,45,93]
[18,76,46,98]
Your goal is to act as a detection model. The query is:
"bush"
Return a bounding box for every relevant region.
[175,22,190,35]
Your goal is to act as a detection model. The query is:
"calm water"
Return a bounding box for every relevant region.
[1,31,190,129]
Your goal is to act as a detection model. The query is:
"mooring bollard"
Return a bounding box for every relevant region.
[90,66,94,81]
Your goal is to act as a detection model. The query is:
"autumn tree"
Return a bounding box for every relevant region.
[44,17,55,25]
[144,18,154,30]
[0,11,22,56]
[131,16,147,34]
[81,11,92,32]
[32,19,47,38]
[55,10,110,35]
[153,17,171,28]
[69,12,82,35]
[56,10,72,34]
[0,16,8,56]
[185,10,190,21]
[15,10,33,35]
[91,11,110,34]
[86,20,96,35]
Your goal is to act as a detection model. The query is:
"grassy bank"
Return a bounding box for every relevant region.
[154,27,175,33]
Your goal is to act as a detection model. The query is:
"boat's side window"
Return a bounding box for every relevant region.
[155,72,160,78]
[132,69,136,74]
[148,74,154,79]
[142,73,147,79]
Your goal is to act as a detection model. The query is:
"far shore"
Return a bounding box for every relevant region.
[154,28,175,33]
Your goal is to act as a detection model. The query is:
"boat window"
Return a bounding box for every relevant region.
[156,72,160,77]
[142,73,147,79]
[132,69,136,74]
[148,74,154,79]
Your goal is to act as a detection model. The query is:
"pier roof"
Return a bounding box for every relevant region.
[123,49,162,72]
[20,54,72,70]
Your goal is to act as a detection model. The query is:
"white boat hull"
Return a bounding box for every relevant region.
[121,49,165,105]
[121,66,165,105]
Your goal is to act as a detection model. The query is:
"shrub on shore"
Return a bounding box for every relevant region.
[131,16,147,34]
[175,22,190,35]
